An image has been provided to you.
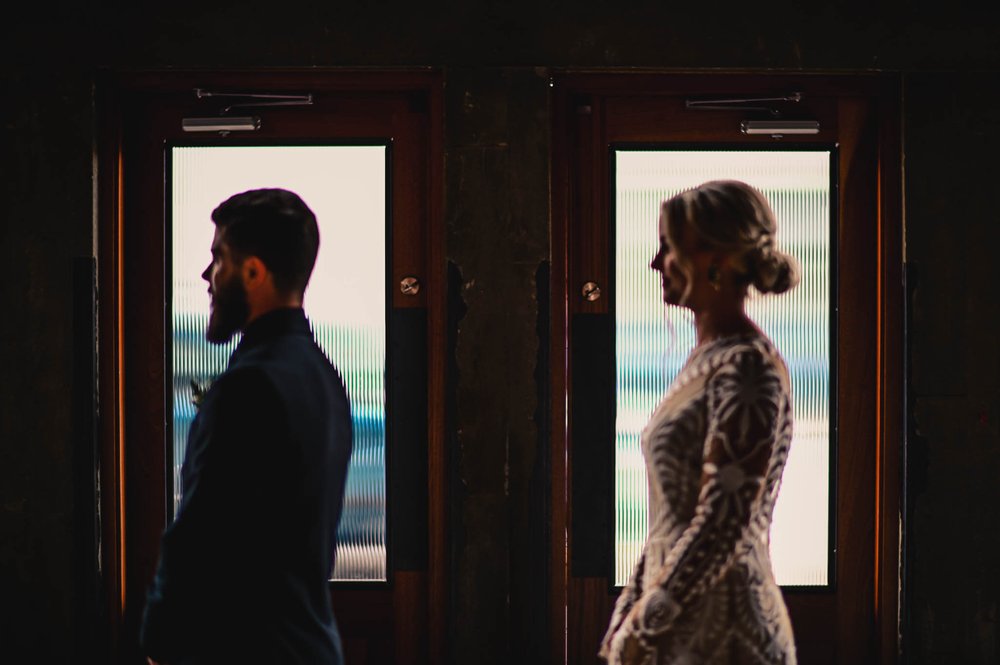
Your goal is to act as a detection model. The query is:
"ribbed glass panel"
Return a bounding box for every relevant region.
[171,145,387,581]
[614,150,831,587]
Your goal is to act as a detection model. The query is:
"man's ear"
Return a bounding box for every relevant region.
[241,256,269,291]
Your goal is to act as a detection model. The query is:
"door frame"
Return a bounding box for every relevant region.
[96,69,446,664]
[548,71,902,664]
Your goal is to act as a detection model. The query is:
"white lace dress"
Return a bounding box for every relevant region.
[600,334,797,665]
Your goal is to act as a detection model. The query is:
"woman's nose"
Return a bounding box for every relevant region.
[202,264,211,282]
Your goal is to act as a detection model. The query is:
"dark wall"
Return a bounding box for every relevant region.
[905,72,1000,664]
[1,68,99,662]
[2,3,999,664]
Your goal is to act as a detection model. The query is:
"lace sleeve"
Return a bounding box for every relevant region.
[610,346,785,654]
[599,551,646,659]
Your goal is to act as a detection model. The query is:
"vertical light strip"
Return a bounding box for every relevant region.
[614,150,831,586]
[171,146,388,581]
[116,150,127,614]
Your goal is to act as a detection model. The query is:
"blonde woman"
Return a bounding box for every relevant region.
[600,180,799,665]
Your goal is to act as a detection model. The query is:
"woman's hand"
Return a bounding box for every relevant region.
[622,633,652,664]
[598,631,614,661]
[603,621,653,665]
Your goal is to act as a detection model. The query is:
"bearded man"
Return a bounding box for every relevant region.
[141,188,352,665]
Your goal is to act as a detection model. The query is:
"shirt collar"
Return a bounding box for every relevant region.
[231,307,310,358]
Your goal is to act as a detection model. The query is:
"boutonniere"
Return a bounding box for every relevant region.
[190,377,217,410]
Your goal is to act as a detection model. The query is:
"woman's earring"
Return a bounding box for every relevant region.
[707,264,722,291]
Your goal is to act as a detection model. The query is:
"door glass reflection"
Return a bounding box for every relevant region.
[171,145,388,581]
[614,150,832,587]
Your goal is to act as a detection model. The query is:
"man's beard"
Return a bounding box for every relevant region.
[206,274,249,344]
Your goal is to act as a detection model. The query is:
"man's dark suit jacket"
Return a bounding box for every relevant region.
[141,307,352,664]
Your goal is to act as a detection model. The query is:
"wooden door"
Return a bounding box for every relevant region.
[98,71,445,664]
[549,73,902,665]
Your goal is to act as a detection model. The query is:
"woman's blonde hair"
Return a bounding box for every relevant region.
[661,179,800,295]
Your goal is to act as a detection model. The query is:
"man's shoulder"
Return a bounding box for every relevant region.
[230,335,347,400]
[209,363,281,408]
[232,332,325,371]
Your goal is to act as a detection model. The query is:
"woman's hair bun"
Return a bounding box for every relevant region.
[751,246,800,295]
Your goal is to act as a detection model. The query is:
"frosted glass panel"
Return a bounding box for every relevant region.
[171,145,387,581]
[614,150,831,587]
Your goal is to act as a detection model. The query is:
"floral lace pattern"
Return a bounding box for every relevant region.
[600,334,797,665]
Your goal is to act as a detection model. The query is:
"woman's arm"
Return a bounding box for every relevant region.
[599,551,647,659]
[611,346,786,654]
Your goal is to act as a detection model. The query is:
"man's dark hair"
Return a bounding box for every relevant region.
[211,188,320,295]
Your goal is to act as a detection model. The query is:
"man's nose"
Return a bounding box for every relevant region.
[202,264,210,282]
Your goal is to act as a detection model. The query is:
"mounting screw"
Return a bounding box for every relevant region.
[582,281,602,302]
[400,276,421,296]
